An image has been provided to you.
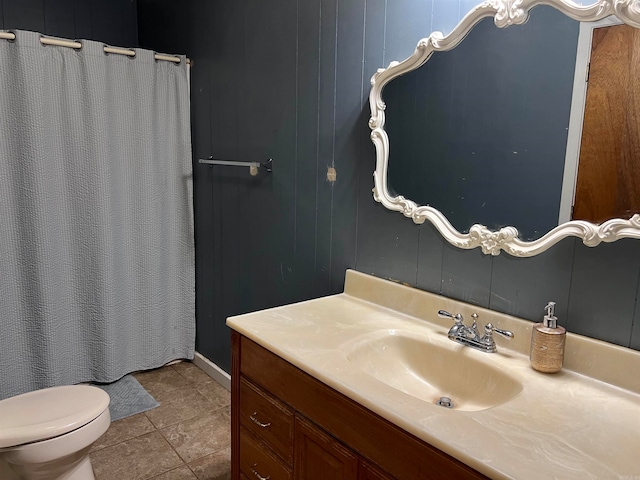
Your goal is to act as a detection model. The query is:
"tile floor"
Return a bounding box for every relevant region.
[89,362,231,480]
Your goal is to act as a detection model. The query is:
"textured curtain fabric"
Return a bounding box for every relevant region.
[0,31,195,400]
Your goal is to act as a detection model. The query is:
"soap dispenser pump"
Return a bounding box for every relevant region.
[530,302,566,373]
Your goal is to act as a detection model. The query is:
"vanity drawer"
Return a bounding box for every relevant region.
[240,377,294,463]
[240,425,292,480]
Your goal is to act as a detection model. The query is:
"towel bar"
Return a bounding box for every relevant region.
[198,157,272,175]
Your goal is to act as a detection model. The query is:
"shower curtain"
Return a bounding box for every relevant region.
[0,31,195,400]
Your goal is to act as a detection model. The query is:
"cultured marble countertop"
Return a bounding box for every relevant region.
[227,269,640,480]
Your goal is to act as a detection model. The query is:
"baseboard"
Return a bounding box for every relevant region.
[193,351,231,391]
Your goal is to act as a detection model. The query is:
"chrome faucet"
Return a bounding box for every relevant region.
[438,310,514,353]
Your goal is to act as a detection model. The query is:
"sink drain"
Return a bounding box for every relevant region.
[435,396,454,408]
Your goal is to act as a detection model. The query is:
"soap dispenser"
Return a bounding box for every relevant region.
[530,302,566,373]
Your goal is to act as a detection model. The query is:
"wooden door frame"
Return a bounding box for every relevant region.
[559,15,623,224]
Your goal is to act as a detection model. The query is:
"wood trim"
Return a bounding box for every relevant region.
[193,351,231,390]
[240,336,488,480]
[231,331,241,479]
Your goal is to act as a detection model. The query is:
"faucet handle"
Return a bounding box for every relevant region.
[484,323,514,340]
[438,310,463,324]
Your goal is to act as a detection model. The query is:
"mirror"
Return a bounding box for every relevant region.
[369,0,640,256]
[384,7,577,242]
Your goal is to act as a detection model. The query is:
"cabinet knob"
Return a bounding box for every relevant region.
[249,412,272,428]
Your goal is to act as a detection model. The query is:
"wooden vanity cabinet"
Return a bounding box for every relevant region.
[231,331,488,480]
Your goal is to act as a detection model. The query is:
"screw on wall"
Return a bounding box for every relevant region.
[326,167,337,183]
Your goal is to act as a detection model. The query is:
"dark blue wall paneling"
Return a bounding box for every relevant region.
[3,0,626,373]
[2,0,45,33]
[0,0,138,46]
[138,0,640,372]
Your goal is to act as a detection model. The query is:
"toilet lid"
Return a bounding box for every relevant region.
[0,385,110,448]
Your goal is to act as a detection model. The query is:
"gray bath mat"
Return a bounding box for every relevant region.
[94,375,159,422]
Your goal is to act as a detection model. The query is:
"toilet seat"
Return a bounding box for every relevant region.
[0,385,110,448]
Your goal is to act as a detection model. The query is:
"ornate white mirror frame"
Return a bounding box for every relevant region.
[369,0,640,257]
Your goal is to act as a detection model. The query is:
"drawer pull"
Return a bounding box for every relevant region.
[251,463,271,480]
[249,412,272,428]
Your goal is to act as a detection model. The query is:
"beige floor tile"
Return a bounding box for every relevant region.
[172,362,216,385]
[145,386,215,429]
[91,413,156,452]
[90,431,183,480]
[188,447,231,480]
[195,381,230,409]
[160,408,231,464]
[88,363,231,480]
[148,466,198,480]
[134,366,190,398]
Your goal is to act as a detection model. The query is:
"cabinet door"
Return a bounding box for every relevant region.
[294,414,358,480]
[358,460,394,480]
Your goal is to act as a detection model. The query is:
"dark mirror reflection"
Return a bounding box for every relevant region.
[384,6,579,240]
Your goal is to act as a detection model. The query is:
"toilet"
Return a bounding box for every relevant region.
[0,385,110,480]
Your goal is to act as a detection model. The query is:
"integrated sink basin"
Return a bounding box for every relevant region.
[346,330,523,411]
[229,270,640,479]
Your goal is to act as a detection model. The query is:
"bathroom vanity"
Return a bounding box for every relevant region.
[232,333,485,479]
[228,270,640,479]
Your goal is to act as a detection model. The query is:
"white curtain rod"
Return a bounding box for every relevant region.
[0,31,189,65]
